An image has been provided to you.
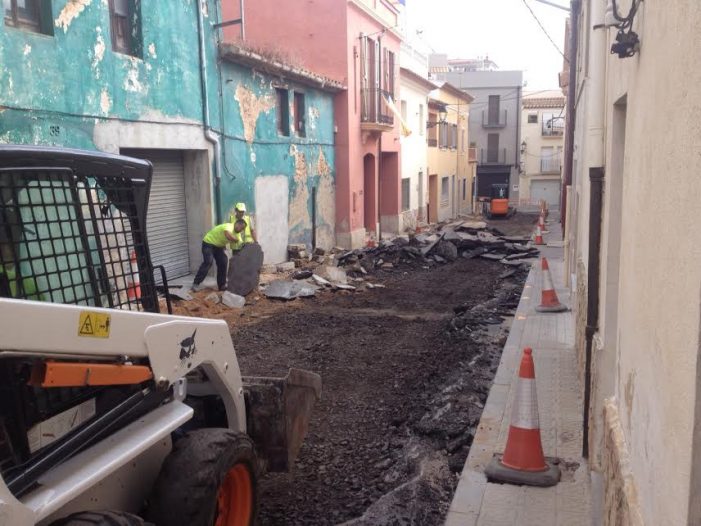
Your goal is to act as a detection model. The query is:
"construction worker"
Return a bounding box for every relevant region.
[229,202,256,245]
[192,219,247,291]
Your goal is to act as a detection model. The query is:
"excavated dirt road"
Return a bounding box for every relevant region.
[227,213,538,525]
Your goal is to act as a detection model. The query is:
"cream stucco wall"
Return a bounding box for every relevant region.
[568,1,701,524]
[519,95,565,205]
[426,86,471,223]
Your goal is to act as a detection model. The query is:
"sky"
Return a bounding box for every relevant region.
[402,0,570,90]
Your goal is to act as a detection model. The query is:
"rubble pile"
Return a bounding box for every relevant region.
[333,219,539,278]
[172,218,538,307]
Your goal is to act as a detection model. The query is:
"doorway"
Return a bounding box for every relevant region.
[363,154,377,233]
[428,174,438,223]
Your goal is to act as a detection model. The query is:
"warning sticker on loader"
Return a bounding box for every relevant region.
[78,311,111,338]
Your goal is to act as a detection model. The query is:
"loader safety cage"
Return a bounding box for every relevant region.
[0,146,160,313]
[0,146,167,498]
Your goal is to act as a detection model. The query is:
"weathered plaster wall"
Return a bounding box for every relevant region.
[569,1,701,524]
[217,61,336,253]
[222,0,348,83]
[228,0,401,248]
[0,0,219,148]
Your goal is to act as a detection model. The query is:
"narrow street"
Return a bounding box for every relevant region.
[220,215,537,525]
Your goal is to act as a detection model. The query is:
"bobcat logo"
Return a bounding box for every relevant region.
[179,330,197,364]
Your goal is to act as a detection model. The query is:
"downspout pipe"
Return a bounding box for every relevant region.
[583,166,604,458]
[581,0,607,459]
[515,84,522,205]
[561,0,581,234]
[196,0,223,223]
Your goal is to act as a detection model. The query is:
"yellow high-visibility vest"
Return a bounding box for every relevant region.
[229,213,254,244]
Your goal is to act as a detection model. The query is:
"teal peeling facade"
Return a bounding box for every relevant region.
[0,0,337,268]
[217,58,337,251]
[0,0,214,147]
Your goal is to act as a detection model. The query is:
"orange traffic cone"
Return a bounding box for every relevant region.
[534,225,545,245]
[538,213,549,233]
[536,257,567,313]
[485,347,560,486]
[126,250,141,300]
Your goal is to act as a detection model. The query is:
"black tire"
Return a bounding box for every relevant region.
[146,429,258,526]
[50,510,149,526]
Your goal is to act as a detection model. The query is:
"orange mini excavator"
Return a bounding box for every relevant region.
[486,183,509,218]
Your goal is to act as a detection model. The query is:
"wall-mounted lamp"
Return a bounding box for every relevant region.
[426,106,448,128]
[520,140,527,154]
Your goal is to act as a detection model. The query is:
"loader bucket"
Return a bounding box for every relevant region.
[242,368,321,472]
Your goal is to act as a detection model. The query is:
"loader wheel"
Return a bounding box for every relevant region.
[146,429,258,526]
[50,510,149,525]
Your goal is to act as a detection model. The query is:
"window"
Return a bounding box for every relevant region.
[427,113,437,146]
[400,100,407,121]
[383,49,395,98]
[418,104,424,136]
[488,95,500,125]
[401,178,411,212]
[487,133,500,162]
[441,177,449,205]
[109,0,142,56]
[461,130,466,152]
[528,113,538,124]
[438,122,449,149]
[276,88,290,136]
[294,92,306,137]
[540,146,559,172]
[462,179,467,200]
[542,112,565,136]
[450,124,458,150]
[4,0,52,34]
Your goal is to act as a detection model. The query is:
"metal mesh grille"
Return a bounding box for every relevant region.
[0,167,158,312]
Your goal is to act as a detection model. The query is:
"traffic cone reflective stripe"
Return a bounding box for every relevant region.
[534,226,545,245]
[501,350,546,471]
[538,214,549,233]
[484,348,560,486]
[536,257,567,312]
[126,250,141,300]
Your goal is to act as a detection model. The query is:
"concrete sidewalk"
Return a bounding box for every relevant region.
[445,219,591,525]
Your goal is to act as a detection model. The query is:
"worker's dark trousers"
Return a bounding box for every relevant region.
[193,242,228,290]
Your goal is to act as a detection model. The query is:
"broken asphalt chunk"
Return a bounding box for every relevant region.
[263,279,319,300]
[480,253,507,261]
[292,270,314,280]
[435,240,458,261]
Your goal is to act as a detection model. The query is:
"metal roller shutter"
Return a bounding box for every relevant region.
[530,179,561,210]
[123,149,190,280]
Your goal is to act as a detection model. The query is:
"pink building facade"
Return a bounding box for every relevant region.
[223,0,403,248]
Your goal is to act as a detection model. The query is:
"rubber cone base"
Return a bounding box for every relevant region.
[535,303,568,313]
[485,454,561,487]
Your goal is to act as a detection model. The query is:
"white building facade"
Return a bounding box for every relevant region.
[520,91,565,209]
[399,67,435,229]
